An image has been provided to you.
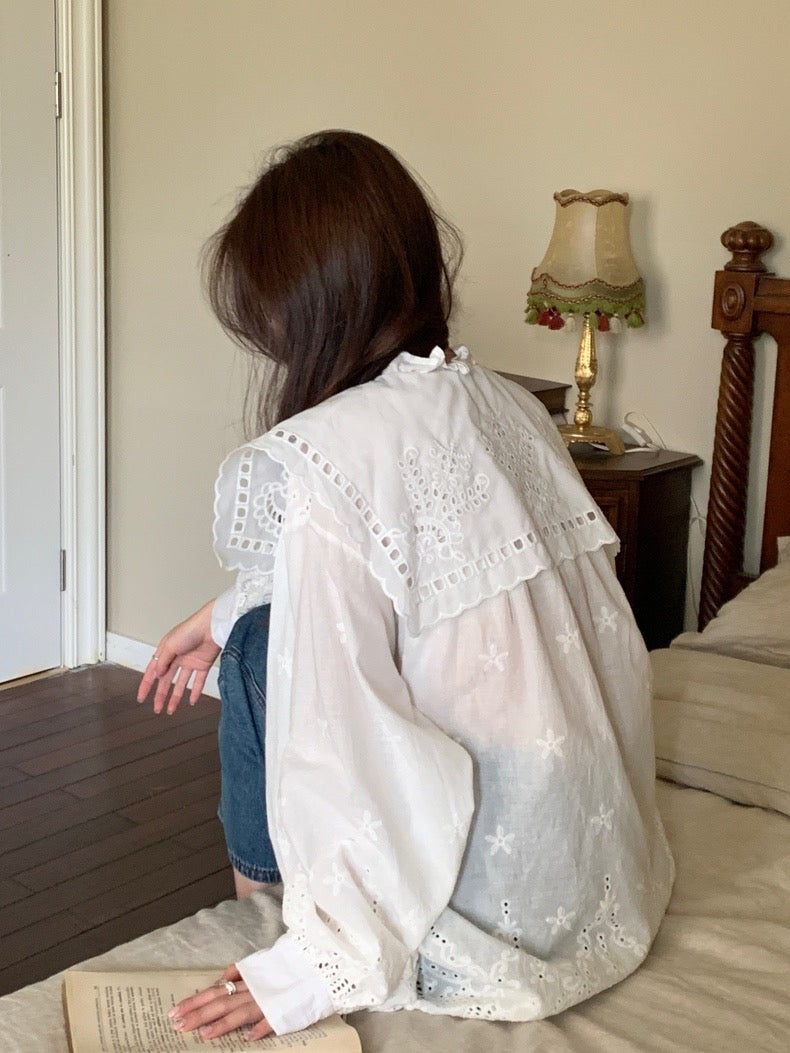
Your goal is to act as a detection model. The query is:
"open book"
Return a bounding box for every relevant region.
[63,970,361,1052]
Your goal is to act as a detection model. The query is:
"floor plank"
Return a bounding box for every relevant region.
[0,749,220,854]
[0,665,235,997]
[16,775,222,892]
[0,694,166,758]
[0,811,134,883]
[0,788,77,831]
[64,731,219,800]
[0,870,235,996]
[15,712,219,781]
[117,770,221,824]
[0,766,28,789]
[0,877,30,909]
[68,839,232,927]
[0,837,196,935]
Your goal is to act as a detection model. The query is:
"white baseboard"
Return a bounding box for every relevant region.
[105,632,221,699]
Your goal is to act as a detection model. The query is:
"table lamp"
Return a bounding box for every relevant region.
[526,189,645,455]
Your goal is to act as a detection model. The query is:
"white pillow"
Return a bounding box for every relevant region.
[672,552,790,668]
[651,647,790,816]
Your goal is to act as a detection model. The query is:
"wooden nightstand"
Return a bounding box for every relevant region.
[570,447,702,650]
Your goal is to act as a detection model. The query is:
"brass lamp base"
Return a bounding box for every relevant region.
[560,313,626,456]
[558,422,626,455]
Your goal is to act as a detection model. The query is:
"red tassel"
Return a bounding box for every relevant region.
[597,312,610,332]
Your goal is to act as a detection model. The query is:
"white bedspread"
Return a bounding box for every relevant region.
[2,776,788,1052]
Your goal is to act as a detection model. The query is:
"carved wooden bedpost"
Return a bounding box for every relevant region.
[698,222,773,630]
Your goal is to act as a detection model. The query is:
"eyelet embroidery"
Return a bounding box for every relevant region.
[266,428,605,609]
[216,414,613,634]
[546,906,576,934]
[556,625,581,654]
[398,443,490,567]
[420,875,647,1018]
[480,415,577,529]
[252,478,287,533]
[535,729,565,761]
[591,805,614,832]
[495,900,522,947]
[484,825,515,857]
[594,605,619,633]
[226,448,281,557]
[284,873,415,1011]
[271,429,416,589]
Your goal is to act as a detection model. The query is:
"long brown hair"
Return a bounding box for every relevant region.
[204,130,463,432]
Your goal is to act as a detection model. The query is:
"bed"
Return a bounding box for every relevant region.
[2,222,789,1052]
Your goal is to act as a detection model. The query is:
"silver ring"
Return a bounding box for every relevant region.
[223,980,237,996]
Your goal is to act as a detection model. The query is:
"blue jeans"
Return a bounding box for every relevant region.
[217,603,282,883]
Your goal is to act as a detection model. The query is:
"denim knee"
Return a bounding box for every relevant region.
[217,604,281,883]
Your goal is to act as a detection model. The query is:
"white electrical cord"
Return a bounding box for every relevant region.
[623,411,663,449]
[584,412,660,453]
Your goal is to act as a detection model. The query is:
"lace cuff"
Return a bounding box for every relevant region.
[237,934,335,1035]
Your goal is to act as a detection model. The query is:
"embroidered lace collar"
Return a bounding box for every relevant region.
[213,352,617,635]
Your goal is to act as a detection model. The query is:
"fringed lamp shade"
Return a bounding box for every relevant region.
[526,189,645,333]
[526,190,644,455]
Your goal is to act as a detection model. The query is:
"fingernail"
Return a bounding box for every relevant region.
[167,1009,177,1019]
[171,1018,184,1031]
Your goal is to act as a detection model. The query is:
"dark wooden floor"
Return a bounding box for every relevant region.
[0,664,235,996]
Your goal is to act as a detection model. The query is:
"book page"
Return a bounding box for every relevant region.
[63,970,361,1053]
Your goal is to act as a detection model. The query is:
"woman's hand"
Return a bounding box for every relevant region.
[137,600,222,715]
[168,965,272,1042]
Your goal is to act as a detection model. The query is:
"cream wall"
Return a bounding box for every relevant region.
[106,0,790,644]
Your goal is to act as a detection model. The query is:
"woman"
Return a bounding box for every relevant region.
[138,130,673,1042]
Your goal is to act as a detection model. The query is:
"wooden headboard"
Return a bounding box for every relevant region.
[699,222,790,629]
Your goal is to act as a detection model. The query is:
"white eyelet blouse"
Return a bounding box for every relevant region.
[210,348,674,1035]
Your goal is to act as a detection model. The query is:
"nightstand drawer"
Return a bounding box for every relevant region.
[586,486,635,593]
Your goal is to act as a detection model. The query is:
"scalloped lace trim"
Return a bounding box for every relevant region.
[212,359,618,635]
[259,428,613,633]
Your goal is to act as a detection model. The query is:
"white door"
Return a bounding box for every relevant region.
[0,0,61,681]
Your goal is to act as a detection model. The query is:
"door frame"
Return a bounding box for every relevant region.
[57,0,105,667]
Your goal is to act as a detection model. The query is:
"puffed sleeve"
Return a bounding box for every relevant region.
[236,485,475,1035]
